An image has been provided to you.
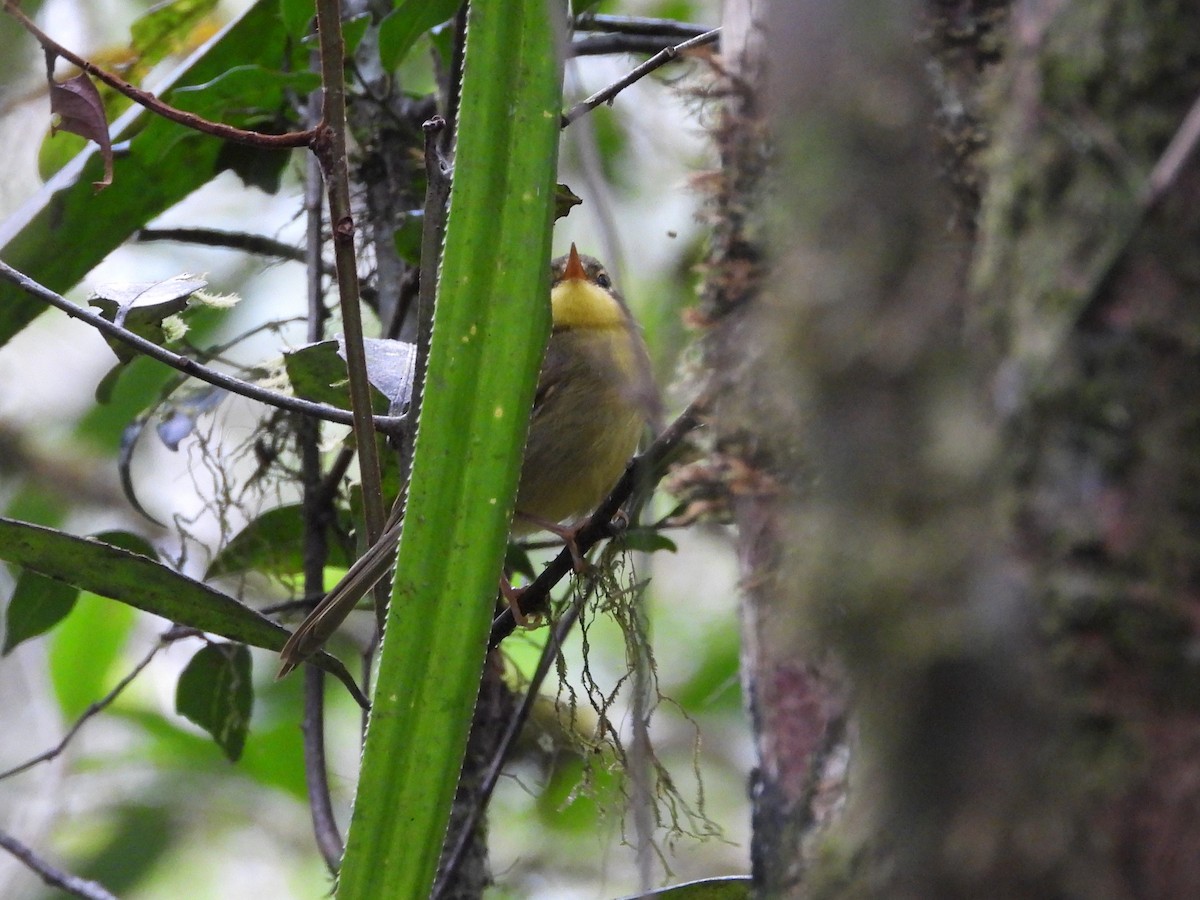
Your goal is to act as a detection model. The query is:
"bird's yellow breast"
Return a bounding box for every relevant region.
[515,323,650,530]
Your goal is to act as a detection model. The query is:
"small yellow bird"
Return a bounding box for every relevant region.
[278,244,658,675]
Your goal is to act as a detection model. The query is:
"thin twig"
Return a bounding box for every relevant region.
[629,589,655,890]
[317,446,357,506]
[2,1,311,149]
[0,638,164,781]
[574,13,713,39]
[562,28,720,127]
[137,228,307,263]
[303,666,344,871]
[1073,87,1200,330]
[571,33,714,57]
[0,830,118,900]
[298,76,343,874]
[1143,87,1200,209]
[0,261,405,434]
[488,395,707,649]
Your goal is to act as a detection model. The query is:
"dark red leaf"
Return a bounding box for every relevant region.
[46,65,114,189]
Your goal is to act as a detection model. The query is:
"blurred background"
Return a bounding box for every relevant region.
[0,1,749,897]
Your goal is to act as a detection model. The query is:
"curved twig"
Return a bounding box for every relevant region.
[2,1,312,149]
[0,260,405,434]
[0,635,170,781]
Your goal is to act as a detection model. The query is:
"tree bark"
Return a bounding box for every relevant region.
[710,0,1200,896]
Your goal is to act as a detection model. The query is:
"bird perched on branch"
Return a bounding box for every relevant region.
[278,244,659,676]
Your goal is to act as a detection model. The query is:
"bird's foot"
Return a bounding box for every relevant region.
[499,578,543,628]
[517,512,591,574]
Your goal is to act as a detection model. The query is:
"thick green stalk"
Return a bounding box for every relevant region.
[334,1,563,897]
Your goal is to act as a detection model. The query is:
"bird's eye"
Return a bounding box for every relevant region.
[595,272,612,289]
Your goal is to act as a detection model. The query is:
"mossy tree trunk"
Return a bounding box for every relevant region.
[707,0,1200,896]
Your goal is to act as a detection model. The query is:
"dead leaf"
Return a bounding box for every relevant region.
[45,50,114,189]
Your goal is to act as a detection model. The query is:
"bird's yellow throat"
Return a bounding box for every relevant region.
[550,273,626,330]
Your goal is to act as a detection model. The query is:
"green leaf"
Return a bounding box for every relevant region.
[93,529,161,558]
[175,642,253,761]
[392,212,424,265]
[2,529,157,654]
[117,703,308,798]
[36,0,217,182]
[334,0,563,895]
[0,0,293,347]
[283,340,352,408]
[619,527,678,554]
[130,0,222,68]
[342,12,373,56]
[378,0,461,71]
[0,517,365,703]
[212,136,291,193]
[49,592,138,719]
[284,337,416,413]
[169,65,320,123]
[3,571,78,654]
[618,876,753,899]
[207,503,355,578]
[278,0,314,38]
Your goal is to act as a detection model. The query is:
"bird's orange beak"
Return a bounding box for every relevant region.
[563,243,587,282]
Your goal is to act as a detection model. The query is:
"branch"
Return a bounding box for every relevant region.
[571,33,715,57]
[1143,87,1200,209]
[488,394,707,649]
[574,13,713,39]
[136,228,307,263]
[312,0,388,619]
[1074,87,1200,330]
[0,831,118,900]
[298,81,343,873]
[303,667,344,871]
[562,28,721,127]
[439,3,468,158]
[0,260,405,434]
[2,1,312,149]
